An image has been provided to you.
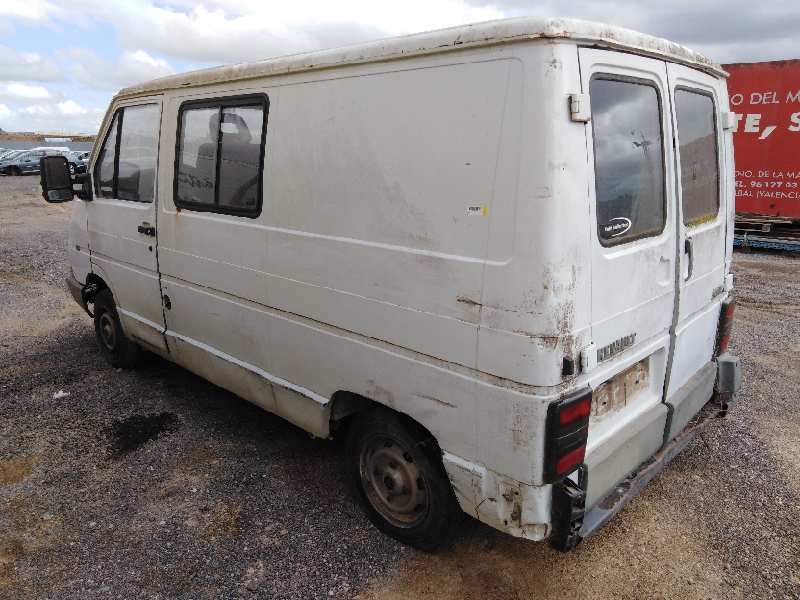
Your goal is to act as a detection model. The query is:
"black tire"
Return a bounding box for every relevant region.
[346,408,461,551]
[93,289,142,368]
[9,166,21,176]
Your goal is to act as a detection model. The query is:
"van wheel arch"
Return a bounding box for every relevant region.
[329,391,375,434]
[329,391,443,456]
[83,274,109,305]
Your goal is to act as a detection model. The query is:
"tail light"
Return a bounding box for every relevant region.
[544,388,591,483]
[715,299,736,355]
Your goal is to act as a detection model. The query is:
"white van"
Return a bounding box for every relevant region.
[41,17,740,551]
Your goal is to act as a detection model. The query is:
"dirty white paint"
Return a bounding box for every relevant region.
[65,18,734,542]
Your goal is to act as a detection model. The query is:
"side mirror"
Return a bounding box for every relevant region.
[40,156,74,203]
[39,156,93,203]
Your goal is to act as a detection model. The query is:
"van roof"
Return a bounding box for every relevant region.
[118,17,725,99]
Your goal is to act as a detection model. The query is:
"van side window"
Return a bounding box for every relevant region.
[94,104,160,202]
[675,89,719,226]
[590,77,666,246]
[175,95,268,218]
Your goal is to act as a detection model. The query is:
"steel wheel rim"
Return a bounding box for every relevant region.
[359,435,429,528]
[98,312,116,350]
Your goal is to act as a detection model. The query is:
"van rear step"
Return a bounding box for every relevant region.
[550,400,726,552]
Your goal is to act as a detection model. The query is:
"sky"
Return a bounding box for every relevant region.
[0,0,797,135]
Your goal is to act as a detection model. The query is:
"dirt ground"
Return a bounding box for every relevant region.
[1,175,799,599]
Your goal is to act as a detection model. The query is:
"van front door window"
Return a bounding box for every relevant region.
[95,113,119,198]
[117,104,160,203]
[93,104,159,202]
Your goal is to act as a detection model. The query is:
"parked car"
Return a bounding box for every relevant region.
[39,17,740,552]
[0,149,24,163]
[1,147,84,175]
[0,149,48,175]
[68,150,91,174]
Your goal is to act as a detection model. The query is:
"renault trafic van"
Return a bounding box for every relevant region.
[40,17,740,551]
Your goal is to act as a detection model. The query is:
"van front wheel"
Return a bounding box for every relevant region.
[93,289,142,368]
[346,408,461,551]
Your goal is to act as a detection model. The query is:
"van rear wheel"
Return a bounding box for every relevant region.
[346,408,461,551]
[93,289,142,368]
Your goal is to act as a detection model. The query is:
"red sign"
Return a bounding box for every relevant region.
[723,60,800,219]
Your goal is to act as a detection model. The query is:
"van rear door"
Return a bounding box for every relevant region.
[663,64,731,438]
[578,48,677,507]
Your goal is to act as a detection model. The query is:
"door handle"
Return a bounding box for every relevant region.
[137,223,156,237]
[684,237,694,281]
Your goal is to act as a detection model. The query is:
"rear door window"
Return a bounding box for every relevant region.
[674,89,719,225]
[590,77,666,245]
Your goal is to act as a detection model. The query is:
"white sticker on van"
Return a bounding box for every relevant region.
[467,205,488,216]
[602,217,632,237]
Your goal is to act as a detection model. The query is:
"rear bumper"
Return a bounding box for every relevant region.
[583,401,720,535]
[550,354,741,551]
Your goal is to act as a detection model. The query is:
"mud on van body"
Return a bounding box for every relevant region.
[42,17,740,551]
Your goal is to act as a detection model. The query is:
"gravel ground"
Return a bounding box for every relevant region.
[1,175,799,599]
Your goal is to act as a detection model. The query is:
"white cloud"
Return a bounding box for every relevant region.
[128,49,170,70]
[0,45,63,81]
[2,101,103,133]
[22,99,88,116]
[55,0,502,64]
[2,82,51,99]
[56,100,87,115]
[67,48,174,90]
[0,0,63,22]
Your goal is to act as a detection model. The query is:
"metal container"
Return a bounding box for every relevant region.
[724,60,800,219]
